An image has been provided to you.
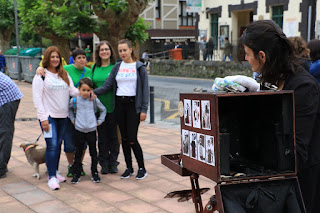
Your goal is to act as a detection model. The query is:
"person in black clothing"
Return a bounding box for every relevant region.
[206,37,214,61]
[239,20,320,213]
[182,40,189,60]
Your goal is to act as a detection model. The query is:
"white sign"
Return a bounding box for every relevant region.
[284,19,297,37]
[186,0,201,13]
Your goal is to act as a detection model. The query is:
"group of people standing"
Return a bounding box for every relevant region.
[199,36,232,61]
[32,39,149,190]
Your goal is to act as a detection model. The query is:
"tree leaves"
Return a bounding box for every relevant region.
[0,0,14,31]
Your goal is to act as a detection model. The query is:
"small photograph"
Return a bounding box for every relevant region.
[201,100,211,130]
[181,129,190,156]
[189,131,197,159]
[192,100,201,129]
[197,133,206,163]
[206,135,215,166]
[184,99,192,126]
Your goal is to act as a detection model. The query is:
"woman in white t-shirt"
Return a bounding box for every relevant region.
[32,46,79,190]
[94,39,149,180]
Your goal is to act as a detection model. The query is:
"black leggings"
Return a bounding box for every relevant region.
[115,96,145,169]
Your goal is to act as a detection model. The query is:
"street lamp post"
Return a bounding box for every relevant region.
[14,0,21,81]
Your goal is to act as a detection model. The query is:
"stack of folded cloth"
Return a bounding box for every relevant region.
[212,75,260,92]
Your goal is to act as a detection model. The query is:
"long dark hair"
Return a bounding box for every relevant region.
[42,46,70,86]
[239,20,301,84]
[118,39,137,61]
[95,41,116,67]
[307,39,320,62]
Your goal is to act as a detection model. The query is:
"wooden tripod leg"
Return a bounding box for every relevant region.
[190,173,203,213]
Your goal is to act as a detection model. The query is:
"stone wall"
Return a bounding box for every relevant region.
[149,59,253,79]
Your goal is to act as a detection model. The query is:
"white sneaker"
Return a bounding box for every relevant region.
[56,171,66,183]
[48,177,60,191]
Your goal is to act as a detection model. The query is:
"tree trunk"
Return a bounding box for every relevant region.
[92,0,148,59]
[51,38,70,64]
[0,26,14,52]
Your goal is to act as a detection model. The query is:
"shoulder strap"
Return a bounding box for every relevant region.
[75,67,86,88]
[73,97,77,118]
[92,64,96,74]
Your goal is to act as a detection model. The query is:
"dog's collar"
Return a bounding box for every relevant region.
[24,145,35,153]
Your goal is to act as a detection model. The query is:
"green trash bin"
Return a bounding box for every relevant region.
[5,48,25,80]
[19,48,42,82]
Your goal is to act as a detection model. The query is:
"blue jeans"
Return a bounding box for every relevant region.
[43,117,69,178]
[63,119,76,153]
[63,119,88,154]
[223,55,233,61]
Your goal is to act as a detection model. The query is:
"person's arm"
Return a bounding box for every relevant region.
[69,98,75,124]
[294,82,320,171]
[67,74,79,97]
[32,75,50,131]
[93,64,118,96]
[139,65,149,121]
[96,98,107,125]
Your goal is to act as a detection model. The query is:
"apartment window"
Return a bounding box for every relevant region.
[210,13,218,49]
[179,1,196,26]
[155,0,161,19]
[272,5,283,29]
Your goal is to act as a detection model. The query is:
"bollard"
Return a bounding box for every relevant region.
[150,86,155,124]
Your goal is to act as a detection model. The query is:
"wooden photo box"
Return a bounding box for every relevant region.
[179,91,297,183]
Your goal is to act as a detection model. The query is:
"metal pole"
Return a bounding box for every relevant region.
[149,86,155,124]
[307,5,312,42]
[14,0,21,81]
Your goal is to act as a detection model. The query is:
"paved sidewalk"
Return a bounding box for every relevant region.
[0,80,216,213]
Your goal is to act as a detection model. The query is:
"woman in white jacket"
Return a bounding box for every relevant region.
[32,46,79,190]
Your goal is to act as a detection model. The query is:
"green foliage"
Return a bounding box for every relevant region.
[125,18,149,47]
[18,0,97,39]
[41,38,53,48]
[92,0,128,12]
[0,0,14,31]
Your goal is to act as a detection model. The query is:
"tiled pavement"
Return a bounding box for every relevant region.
[0,80,216,213]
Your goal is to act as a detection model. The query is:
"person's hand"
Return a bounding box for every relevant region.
[140,113,147,121]
[36,66,46,77]
[41,120,49,132]
[72,121,75,125]
[97,122,101,126]
[90,91,96,101]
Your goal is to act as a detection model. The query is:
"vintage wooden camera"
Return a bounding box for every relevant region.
[162,91,306,213]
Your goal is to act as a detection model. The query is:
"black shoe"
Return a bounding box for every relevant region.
[101,166,109,174]
[109,165,118,174]
[135,168,148,180]
[71,175,80,184]
[120,168,134,179]
[0,172,6,179]
[91,172,101,183]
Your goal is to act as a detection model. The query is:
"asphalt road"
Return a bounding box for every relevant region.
[147,75,214,126]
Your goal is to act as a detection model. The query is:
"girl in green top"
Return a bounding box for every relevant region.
[92,41,120,174]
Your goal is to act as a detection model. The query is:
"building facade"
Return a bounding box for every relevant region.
[199,0,317,50]
[140,0,198,58]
